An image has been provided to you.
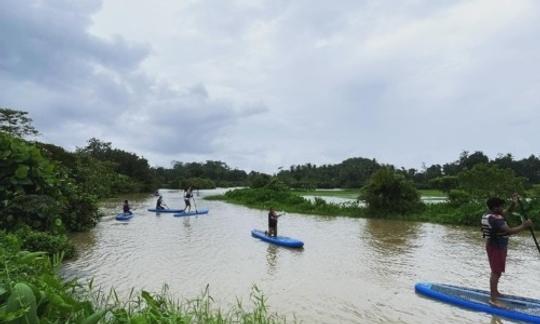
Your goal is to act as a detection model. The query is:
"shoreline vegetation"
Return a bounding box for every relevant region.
[2,108,540,322]
[206,185,540,230]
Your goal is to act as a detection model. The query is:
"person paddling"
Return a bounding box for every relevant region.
[123,200,132,215]
[266,207,282,237]
[481,194,533,308]
[156,195,167,210]
[183,187,193,212]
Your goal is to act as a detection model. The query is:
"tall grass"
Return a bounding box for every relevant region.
[0,232,291,323]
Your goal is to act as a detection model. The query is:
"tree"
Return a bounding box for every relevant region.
[457,164,525,199]
[360,167,422,215]
[458,151,489,171]
[0,108,39,138]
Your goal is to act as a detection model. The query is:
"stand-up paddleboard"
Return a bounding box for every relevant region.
[115,213,133,221]
[415,282,540,323]
[251,229,304,248]
[173,208,209,217]
[147,208,184,213]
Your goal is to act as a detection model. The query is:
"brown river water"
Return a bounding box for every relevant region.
[63,189,540,323]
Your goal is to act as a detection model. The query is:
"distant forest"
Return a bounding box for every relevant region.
[42,137,540,193]
[3,108,540,195]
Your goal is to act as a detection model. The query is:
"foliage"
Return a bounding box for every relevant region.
[218,188,362,217]
[0,232,289,323]
[429,176,458,193]
[249,172,272,188]
[78,138,156,191]
[179,177,216,190]
[276,157,381,188]
[413,201,486,226]
[447,189,472,207]
[0,133,100,233]
[360,168,422,215]
[0,108,39,138]
[15,227,75,259]
[158,160,248,189]
[457,164,525,199]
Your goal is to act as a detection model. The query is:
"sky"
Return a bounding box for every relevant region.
[1,0,539,173]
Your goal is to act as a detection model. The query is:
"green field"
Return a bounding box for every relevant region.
[291,188,447,199]
[291,189,361,199]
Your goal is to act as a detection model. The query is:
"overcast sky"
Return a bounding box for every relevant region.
[1,0,539,173]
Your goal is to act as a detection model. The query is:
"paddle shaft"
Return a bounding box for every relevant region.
[192,195,197,212]
[518,200,540,255]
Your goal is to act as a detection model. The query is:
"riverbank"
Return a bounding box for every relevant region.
[206,187,540,228]
[0,230,288,323]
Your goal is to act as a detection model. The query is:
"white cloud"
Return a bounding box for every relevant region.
[2,0,540,172]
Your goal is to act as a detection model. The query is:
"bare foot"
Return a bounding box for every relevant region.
[488,300,506,308]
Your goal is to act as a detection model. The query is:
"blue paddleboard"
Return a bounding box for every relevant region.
[173,208,209,217]
[251,229,304,248]
[415,282,540,323]
[115,213,133,221]
[147,208,184,213]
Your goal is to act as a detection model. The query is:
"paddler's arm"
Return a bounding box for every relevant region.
[500,219,533,235]
[503,193,519,215]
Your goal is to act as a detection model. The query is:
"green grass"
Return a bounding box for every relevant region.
[418,189,447,197]
[291,189,360,199]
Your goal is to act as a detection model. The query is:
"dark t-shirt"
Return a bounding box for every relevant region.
[268,212,278,227]
[487,216,509,248]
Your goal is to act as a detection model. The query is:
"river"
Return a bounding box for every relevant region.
[63,189,540,323]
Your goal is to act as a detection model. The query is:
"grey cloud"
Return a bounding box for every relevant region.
[0,0,264,160]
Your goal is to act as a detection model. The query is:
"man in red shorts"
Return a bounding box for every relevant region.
[481,194,533,307]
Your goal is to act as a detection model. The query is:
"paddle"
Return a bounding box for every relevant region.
[517,198,540,255]
[192,195,198,213]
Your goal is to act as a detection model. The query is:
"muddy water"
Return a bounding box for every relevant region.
[63,189,540,323]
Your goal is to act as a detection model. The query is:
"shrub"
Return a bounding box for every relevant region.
[447,189,471,207]
[360,167,422,215]
[15,227,75,259]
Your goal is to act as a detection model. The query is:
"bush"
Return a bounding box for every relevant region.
[0,133,101,234]
[447,189,471,207]
[15,227,75,259]
[360,167,422,215]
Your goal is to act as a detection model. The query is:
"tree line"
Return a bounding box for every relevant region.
[3,107,540,196]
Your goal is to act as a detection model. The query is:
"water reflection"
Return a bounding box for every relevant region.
[363,218,421,256]
[266,245,278,275]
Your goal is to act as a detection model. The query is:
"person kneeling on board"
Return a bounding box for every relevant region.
[156,195,167,210]
[481,194,533,308]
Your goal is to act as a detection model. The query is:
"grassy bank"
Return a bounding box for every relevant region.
[207,188,540,229]
[290,188,447,200]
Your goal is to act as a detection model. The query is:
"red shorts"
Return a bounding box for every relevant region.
[486,244,507,274]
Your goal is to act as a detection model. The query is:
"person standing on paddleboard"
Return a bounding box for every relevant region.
[183,187,193,212]
[123,200,132,215]
[267,207,282,237]
[481,194,533,308]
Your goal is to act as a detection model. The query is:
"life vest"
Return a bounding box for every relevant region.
[481,213,509,239]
